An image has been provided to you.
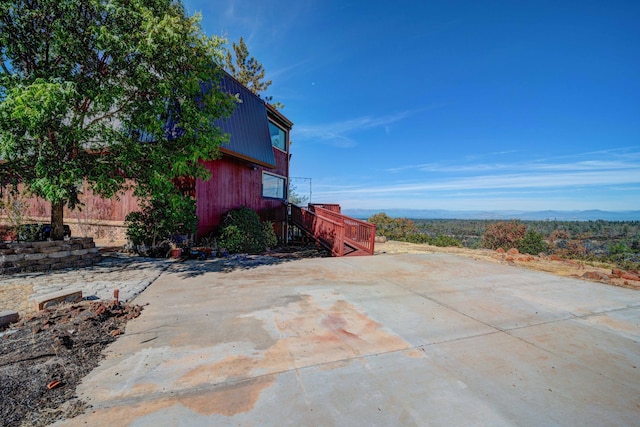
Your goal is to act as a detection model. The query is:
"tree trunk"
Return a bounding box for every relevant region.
[50,202,65,241]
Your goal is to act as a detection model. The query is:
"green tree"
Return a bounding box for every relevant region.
[518,229,549,255]
[368,212,418,241]
[0,0,235,239]
[224,36,284,109]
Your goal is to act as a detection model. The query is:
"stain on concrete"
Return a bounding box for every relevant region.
[166,293,413,416]
[74,282,415,423]
[179,355,257,387]
[179,376,275,416]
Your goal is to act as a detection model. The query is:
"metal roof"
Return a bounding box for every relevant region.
[214,73,276,168]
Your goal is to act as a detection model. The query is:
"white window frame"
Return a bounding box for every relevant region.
[262,171,287,200]
[268,120,287,153]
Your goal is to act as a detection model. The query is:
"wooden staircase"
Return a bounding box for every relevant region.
[289,204,376,257]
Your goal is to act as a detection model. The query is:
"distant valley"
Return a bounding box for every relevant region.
[343,209,640,221]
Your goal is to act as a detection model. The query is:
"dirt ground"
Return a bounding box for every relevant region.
[0,300,144,427]
[0,242,637,426]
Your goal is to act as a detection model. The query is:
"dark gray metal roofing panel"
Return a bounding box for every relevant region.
[214,74,276,168]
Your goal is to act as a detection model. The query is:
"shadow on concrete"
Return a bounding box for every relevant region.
[0,247,327,282]
[167,251,327,278]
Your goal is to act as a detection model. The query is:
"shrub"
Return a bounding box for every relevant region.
[405,233,431,244]
[431,235,462,247]
[609,242,631,256]
[481,221,527,250]
[217,207,277,254]
[125,193,198,249]
[262,221,278,249]
[518,230,549,255]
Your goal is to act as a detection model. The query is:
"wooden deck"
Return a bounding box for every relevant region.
[290,204,376,256]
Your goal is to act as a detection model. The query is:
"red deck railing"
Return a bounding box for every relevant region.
[309,203,341,214]
[292,204,376,256]
[291,205,344,256]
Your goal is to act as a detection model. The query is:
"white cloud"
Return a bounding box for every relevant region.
[385,149,640,174]
[308,146,640,210]
[318,169,640,196]
[294,111,412,147]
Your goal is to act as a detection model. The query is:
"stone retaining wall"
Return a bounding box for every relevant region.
[0,238,101,275]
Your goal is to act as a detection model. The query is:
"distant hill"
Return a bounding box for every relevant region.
[342,209,640,221]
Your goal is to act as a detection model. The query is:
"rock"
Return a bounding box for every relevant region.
[496,248,505,253]
[611,268,625,278]
[375,235,387,243]
[583,271,610,281]
[621,272,640,281]
[507,248,519,255]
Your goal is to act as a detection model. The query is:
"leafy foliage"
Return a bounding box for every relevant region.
[430,234,463,247]
[405,233,431,244]
[368,212,462,246]
[124,191,197,249]
[0,0,235,239]
[481,221,527,250]
[262,221,278,249]
[517,230,549,255]
[368,213,418,240]
[218,207,277,254]
[224,36,271,94]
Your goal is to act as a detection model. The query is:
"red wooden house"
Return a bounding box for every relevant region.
[3,73,293,243]
[196,74,293,240]
[3,73,376,255]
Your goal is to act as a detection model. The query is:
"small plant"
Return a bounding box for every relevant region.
[1,191,33,240]
[125,192,198,254]
[431,235,462,247]
[405,233,431,244]
[262,221,278,249]
[518,230,549,255]
[16,223,44,242]
[217,206,278,254]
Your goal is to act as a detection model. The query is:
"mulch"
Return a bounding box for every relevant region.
[0,300,144,427]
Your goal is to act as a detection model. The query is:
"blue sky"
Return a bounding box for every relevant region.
[185,0,640,212]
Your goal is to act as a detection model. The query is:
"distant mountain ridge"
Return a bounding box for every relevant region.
[342,209,640,221]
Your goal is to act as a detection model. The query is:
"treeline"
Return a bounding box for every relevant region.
[368,213,640,269]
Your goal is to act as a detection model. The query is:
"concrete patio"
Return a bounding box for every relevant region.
[61,253,640,426]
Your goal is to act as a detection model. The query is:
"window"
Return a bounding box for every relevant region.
[269,121,287,151]
[262,172,286,199]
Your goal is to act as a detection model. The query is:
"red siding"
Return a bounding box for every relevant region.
[196,148,288,237]
[5,182,139,223]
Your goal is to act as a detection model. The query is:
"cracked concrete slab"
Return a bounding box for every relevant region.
[60,253,640,426]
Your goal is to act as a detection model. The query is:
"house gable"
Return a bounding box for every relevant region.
[214,73,276,168]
